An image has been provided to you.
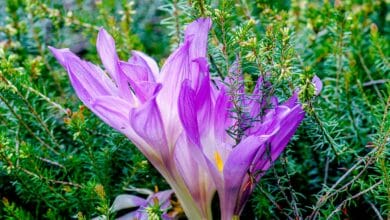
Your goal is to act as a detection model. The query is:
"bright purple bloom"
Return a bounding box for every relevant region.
[50,18,215,220]
[50,17,319,219]
[176,58,308,219]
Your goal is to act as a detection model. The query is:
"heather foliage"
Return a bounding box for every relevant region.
[0,0,389,219]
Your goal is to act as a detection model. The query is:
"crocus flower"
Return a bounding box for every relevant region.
[177,57,317,219]
[114,189,173,220]
[50,18,215,220]
[92,189,173,220]
[50,16,320,220]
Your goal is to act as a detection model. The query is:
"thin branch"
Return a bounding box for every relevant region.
[358,53,384,102]
[362,79,389,87]
[366,197,384,220]
[326,180,383,220]
[258,186,292,220]
[309,150,377,219]
[0,93,60,155]
[21,83,68,115]
[323,150,331,186]
[310,105,339,156]
[0,75,62,148]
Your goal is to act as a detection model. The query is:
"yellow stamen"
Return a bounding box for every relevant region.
[214,151,224,172]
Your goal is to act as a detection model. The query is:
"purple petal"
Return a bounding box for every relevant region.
[249,106,290,136]
[133,81,162,103]
[162,214,174,220]
[96,28,119,82]
[192,57,210,93]
[48,46,71,67]
[194,60,213,135]
[111,194,146,211]
[178,80,201,146]
[129,98,170,164]
[96,28,133,101]
[157,19,211,146]
[184,17,212,59]
[129,50,159,81]
[312,75,323,95]
[223,135,269,187]
[92,96,160,164]
[245,106,305,191]
[219,135,270,219]
[91,96,132,132]
[232,105,305,215]
[120,60,149,82]
[267,105,305,163]
[156,40,191,146]
[147,190,173,210]
[91,97,165,167]
[247,77,267,118]
[48,48,117,106]
[120,60,162,103]
[174,133,215,217]
[213,87,232,143]
[283,92,299,108]
[115,211,140,220]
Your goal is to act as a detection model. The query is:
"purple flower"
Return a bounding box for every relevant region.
[176,58,311,219]
[92,189,173,220]
[50,18,215,220]
[50,17,321,219]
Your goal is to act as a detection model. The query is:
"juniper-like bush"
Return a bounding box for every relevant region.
[0,0,388,219]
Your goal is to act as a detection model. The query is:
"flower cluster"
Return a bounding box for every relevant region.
[50,18,320,219]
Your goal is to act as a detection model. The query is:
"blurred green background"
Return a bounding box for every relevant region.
[0,0,389,219]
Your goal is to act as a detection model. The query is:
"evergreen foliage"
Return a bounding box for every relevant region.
[0,0,388,219]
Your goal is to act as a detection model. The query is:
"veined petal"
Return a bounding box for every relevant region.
[49,47,117,100]
[129,97,170,164]
[120,60,149,82]
[91,96,132,132]
[268,105,305,162]
[157,40,191,147]
[191,57,210,93]
[133,81,162,103]
[223,135,269,188]
[111,194,146,212]
[249,105,290,136]
[62,55,117,106]
[48,46,71,67]
[91,96,160,165]
[129,50,159,81]
[230,105,305,216]
[120,61,162,103]
[97,28,133,101]
[96,28,119,82]
[174,134,215,219]
[213,87,232,143]
[157,19,211,147]
[194,59,213,135]
[184,17,212,59]
[218,135,270,219]
[247,106,304,188]
[178,80,201,146]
